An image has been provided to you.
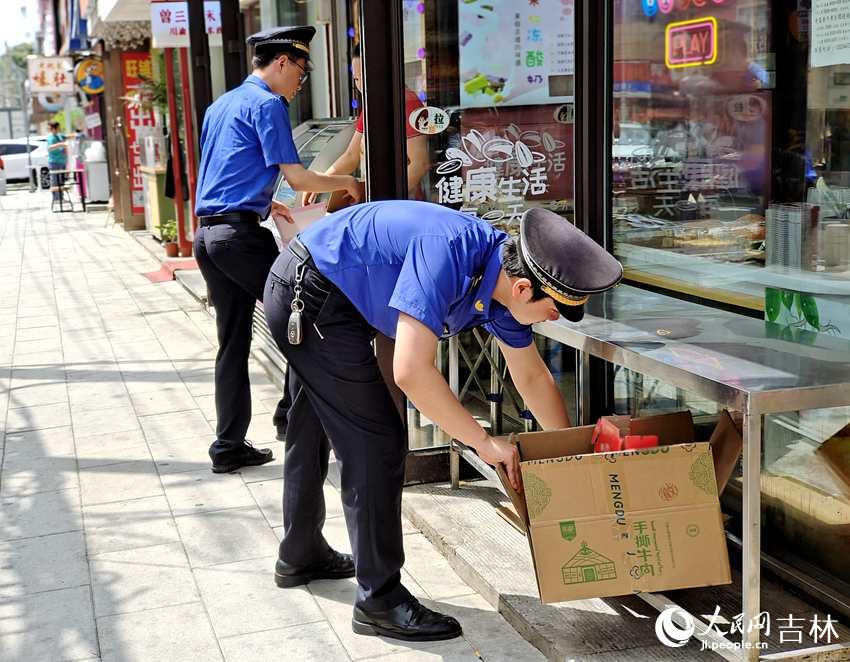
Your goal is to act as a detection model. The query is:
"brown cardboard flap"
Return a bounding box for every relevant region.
[495,463,530,533]
[709,410,743,495]
[630,410,695,445]
[495,504,527,535]
[513,426,595,461]
[816,435,850,496]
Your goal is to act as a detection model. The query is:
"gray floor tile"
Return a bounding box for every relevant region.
[174,506,279,567]
[0,530,88,598]
[90,541,198,617]
[2,425,76,460]
[220,621,350,662]
[0,454,79,497]
[0,585,99,662]
[128,384,198,417]
[83,495,181,555]
[6,381,68,408]
[5,402,71,432]
[401,534,473,601]
[193,556,325,638]
[0,488,82,541]
[72,404,141,438]
[162,469,255,517]
[78,460,163,506]
[97,602,222,662]
[139,410,212,442]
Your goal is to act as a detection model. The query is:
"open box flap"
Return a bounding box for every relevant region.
[710,409,743,494]
[515,426,595,461]
[496,463,530,534]
[630,410,695,445]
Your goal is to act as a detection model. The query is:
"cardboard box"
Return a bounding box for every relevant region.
[496,410,743,603]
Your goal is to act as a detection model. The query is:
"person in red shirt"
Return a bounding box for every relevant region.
[305,45,430,203]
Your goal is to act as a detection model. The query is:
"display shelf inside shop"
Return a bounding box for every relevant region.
[618,242,850,301]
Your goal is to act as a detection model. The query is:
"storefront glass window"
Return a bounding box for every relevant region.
[612,0,850,598]
[613,0,850,318]
[393,0,578,444]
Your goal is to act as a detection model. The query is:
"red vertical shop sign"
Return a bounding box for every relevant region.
[120,53,157,215]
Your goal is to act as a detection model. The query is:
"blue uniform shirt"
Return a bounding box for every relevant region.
[294,201,533,348]
[195,75,300,217]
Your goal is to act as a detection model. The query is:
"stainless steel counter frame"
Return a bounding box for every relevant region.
[447,284,850,661]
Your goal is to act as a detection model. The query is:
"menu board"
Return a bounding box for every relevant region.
[459,0,574,109]
[811,0,850,68]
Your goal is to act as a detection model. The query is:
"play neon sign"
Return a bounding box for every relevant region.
[665,16,718,69]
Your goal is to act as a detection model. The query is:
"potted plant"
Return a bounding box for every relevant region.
[160,218,179,257]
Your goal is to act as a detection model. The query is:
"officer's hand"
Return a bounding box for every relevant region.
[303,191,318,206]
[344,177,364,204]
[476,436,522,492]
[270,200,295,224]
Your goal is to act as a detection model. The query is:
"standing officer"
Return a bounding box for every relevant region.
[194,26,363,475]
[264,201,622,640]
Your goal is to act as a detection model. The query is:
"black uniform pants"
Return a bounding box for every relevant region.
[194,221,291,456]
[263,247,412,611]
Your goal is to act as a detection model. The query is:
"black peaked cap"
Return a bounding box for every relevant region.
[246,25,316,60]
[518,208,623,322]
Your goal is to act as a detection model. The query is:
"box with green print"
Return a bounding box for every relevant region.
[496,410,743,603]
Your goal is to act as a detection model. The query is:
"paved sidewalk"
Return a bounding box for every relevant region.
[0,190,543,662]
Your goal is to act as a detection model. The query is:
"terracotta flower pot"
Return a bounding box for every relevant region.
[164,242,179,258]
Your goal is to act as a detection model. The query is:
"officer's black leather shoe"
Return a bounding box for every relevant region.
[209,442,274,474]
[274,549,355,587]
[352,597,463,641]
[275,423,287,442]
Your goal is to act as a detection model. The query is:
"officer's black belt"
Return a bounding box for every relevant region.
[199,211,261,226]
[289,238,312,264]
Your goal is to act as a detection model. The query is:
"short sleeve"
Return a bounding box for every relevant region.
[255,98,300,167]
[389,235,464,337]
[484,306,533,349]
[354,110,364,134]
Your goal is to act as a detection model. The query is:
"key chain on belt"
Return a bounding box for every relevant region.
[287,260,307,345]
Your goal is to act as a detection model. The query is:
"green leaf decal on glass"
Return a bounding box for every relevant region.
[800,295,820,330]
[794,292,803,316]
[780,326,794,342]
[781,289,795,309]
[765,288,781,322]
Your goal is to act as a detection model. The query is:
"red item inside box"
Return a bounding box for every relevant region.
[592,418,623,453]
[592,418,660,453]
[624,434,659,450]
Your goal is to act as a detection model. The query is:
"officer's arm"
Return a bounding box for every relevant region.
[406,135,429,197]
[303,134,362,206]
[394,313,522,490]
[279,163,363,202]
[498,341,571,430]
[325,132,361,177]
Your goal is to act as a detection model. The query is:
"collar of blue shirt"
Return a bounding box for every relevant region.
[245,74,270,92]
[244,74,290,105]
[469,241,506,318]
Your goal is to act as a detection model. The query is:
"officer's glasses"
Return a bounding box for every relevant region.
[285,57,309,84]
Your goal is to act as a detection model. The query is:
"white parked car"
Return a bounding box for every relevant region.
[0,137,50,187]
